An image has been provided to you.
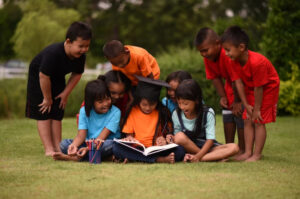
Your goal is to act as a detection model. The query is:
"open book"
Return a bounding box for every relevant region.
[113,138,178,156]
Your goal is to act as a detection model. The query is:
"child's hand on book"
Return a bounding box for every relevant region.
[123,136,138,143]
[156,136,167,146]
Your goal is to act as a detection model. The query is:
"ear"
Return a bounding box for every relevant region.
[238,43,246,52]
[65,38,72,45]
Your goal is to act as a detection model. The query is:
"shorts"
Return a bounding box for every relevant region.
[242,104,277,124]
[193,138,221,149]
[26,97,64,121]
[222,109,244,129]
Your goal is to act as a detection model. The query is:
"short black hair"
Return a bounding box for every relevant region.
[221,26,249,49]
[166,70,192,84]
[194,27,219,46]
[66,21,92,42]
[84,79,111,117]
[103,40,125,59]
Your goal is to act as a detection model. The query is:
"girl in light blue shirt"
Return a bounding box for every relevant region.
[173,79,239,162]
[53,79,121,161]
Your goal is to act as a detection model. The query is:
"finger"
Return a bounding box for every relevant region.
[48,106,51,113]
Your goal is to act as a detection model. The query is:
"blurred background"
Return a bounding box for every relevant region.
[0,0,299,118]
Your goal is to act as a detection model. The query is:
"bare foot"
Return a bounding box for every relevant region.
[245,154,262,162]
[156,152,175,164]
[52,152,80,161]
[45,151,55,156]
[233,153,252,161]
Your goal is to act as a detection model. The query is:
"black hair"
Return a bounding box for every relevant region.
[194,27,219,46]
[97,70,131,92]
[221,26,249,49]
[66,21,92,42]
[84,79,111,117]
[103,40,125,59]
[121,94,172,143]
[175,79,204,138]
[165,70,192,99]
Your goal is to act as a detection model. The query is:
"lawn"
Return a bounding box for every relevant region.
[0,116,299,199]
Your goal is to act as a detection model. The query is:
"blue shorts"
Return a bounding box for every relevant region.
[222,109,244,129]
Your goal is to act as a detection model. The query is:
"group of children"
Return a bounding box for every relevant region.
[26,21,279,163]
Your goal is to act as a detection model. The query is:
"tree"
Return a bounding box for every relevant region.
[0,2,22,60]
[260,0,300,80]
[12,0,80,61]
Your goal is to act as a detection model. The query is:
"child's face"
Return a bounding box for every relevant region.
[108,52,130,68]
[94,96,112,114]
[177,98,197,119]
[139,98,157,114]
[167,80,179,102]
[65,37,90,59]
[222,41,244,61]
[108,82,125,104]
[196,39,221,61]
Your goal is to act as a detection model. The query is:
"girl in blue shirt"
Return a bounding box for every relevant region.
[162,70,192,113]
[173,79,239,162]
[53,79,121,161]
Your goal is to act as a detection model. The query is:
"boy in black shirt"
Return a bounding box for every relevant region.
[26,21,92,156]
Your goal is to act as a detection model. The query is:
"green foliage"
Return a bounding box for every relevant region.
[157,47,220,112]
[278,63,300,116]
[0,2,22,60]
[260,0,300,80]
[12,0,80,61]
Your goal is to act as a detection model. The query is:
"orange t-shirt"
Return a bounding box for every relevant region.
[112,45,160,86]
[122,106,159,147]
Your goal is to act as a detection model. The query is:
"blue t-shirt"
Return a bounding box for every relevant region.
[78,105,121,140]
[172,108,216,140]
[162,97,177,113]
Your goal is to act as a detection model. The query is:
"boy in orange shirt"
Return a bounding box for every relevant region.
[103,40,160,86]
[194,28,245,153]
[221,26,280,162]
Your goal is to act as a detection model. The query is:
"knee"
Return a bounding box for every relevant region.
[174,132,188,145]
[230,143,240,154]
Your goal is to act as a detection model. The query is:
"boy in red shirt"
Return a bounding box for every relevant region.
[194,28,245,153]
[221,26,280,162]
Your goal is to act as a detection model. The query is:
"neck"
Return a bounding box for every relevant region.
[238,50,248,66]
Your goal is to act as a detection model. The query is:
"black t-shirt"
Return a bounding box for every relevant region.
[27,42,85,100]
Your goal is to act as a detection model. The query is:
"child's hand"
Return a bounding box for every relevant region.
[156,136,167,146]
[38,98,53,114]
[77,147,88,158]
[232,102,243,116]
[55,91,68,109]
[123,136,138,143]
[245,104,253,119]
[219,96,228,109]
[166,134,174,144]
[67,144,78,156]
[184,154,200,163]
[251,109,263,123]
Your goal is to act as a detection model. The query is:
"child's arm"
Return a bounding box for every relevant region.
[68,129,87,155]
[232,82,243,116]
[55,72,82,109]
[252,86,263,123]
[212,78,228,109]
[234,79,253,117]
[96,128,111,140]
[39,72,53,114]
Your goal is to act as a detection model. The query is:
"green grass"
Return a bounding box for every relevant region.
[1,116,300,199]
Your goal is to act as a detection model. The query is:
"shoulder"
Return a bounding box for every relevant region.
[79,106,87,116]
[248,51,270,66]
[126,45,150,57]
[42,42,64,55]
[162,97,167,105]
[110,105,121,115]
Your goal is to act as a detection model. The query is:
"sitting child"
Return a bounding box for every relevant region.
[112,76,185,163]
[53,79,121,161]
[173,79,239,162]
[162,70,192,113]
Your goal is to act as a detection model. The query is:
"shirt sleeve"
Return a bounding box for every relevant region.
[138,53,155,77]
[172,111,182,135]
[205,109,216,140]
[78,107,88,130]
[105,107,121,134]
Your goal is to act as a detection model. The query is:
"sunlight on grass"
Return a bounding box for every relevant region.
[0,116,300,199]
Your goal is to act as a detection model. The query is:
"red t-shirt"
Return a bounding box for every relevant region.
[230,51,280,106]
[204,48,235,107]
